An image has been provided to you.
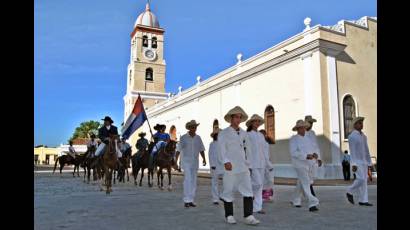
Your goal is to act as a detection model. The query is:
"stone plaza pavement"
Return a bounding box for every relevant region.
[35,171,376,230]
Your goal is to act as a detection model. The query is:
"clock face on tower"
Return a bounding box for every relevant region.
[144,49,156,61]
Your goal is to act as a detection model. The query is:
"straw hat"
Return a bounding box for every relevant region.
[186,120,200,129]
[292,119,309,131]
[352,116,365,125]
[224,106,248,123]
[245,114,265,127]
[304,115,317,123]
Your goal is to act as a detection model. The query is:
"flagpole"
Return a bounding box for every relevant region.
[139,93,155,141]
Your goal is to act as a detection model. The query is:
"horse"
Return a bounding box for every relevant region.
[81,145,97,184]
[115,147,132,183]
[99,135,119,194]
[131,148,152,186]
[156,140,178,191]
[53,153,86,177]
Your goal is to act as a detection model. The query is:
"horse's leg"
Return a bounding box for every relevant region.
[161,168,164,189]
[167,167,172,191]
[59,162,64,175]
[126,166,130,182]
[139,168,144,186]
[113,169,116,185]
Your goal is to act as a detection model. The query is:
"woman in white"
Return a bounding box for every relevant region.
[208,129,224,205]
[259,129,275,202]
[246,114,271,214]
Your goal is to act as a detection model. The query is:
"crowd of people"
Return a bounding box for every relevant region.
[63,106,374,225]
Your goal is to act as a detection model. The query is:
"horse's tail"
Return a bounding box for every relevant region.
[53,156,60,174]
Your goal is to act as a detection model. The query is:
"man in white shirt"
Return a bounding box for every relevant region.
[289,120,319,212]
[346,117,373,206]
[175,120,207,208]
[246,114,271,214]
[68,141,77,159]
[304,115,322,197]
[218,106,260,225]
[208,129,224,205]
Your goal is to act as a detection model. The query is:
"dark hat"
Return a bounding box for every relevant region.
[138,132,146,137]
[101,116,114,124]
[160,124,166,130]
[90,133,96,138]
[153,124,162,131]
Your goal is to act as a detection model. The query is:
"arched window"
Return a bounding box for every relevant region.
[152,37,157,48]
[145,68,153,81]
[343,95,356,139]
[264,105,275,144]
[142,35,148,47]
[129,70,132,85]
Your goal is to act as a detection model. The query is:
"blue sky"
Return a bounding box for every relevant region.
[34,0,377,147]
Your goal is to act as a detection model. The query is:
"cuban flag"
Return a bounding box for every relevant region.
[121,95,147,139]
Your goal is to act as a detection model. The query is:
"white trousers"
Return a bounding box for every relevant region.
[347,164,369,203]
[220,171,253,202]
[251,168,264,212]
[94,143,122,158]
[308,160,319,184]
[263,168,274,190]
[210,169,223,202]
[183,167,198,203]
[292,167,319,208]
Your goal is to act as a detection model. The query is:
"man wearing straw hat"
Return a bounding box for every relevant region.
[304,115,322,197]
[175,120,207,208]
[289,119,319,212]
[246,114,272,214]
[218,106,260,225]
[346,117,373,206]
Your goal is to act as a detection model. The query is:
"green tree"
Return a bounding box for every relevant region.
[69,120,101,142]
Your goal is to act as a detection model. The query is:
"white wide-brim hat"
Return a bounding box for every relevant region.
[292,119,309,131]
[245,114,265,127]
[352,116,365,125]
[224,106,248,123]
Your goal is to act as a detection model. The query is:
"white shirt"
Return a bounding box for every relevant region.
[305,130,321,159]
[247,130,269,169]
[348,130,372,166]
[177,133,205,170]
[87,139,98,148]
[218,126,251,174]
[289,134,316,169]
[68,146,77,155]
[208,141,224,174]
[105,125,111,130]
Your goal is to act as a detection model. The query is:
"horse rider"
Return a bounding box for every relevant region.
[136,132,149,160]
[150,124,170,168]
[67,140,78,160]
[86,133,98,158]
[94,116,122,158]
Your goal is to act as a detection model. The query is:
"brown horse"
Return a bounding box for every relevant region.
[99,135,119,194]
[53,153,86,177]
[156,140,178,191]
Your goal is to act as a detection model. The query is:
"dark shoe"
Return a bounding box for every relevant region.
[309,206,319,212]
[213,202,219,205]
[346,193,355,204]
[184,203,190,208]
[359,202,373,206]
[188,202,197,207]
[256,210,266,214]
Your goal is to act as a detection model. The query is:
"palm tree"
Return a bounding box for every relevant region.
[69,120,101,142]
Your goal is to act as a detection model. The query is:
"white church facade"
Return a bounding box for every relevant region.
[123,3,377,179]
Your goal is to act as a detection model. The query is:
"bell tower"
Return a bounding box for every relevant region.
[124,2,168,121]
